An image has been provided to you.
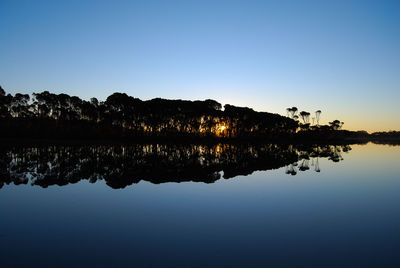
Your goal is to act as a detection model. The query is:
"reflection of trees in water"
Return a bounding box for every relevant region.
[284,144,350,176]
[0,144,351,189]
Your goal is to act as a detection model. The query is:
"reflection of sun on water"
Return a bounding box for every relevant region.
[215,144,222,153]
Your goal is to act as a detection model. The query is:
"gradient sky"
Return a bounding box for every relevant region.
[1,0,399,132]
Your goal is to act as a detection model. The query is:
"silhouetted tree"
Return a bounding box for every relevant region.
[11,93,30,117]
[315,110,321,125]
[286,107,298,119]
[329,120,344,130]
[90,97,99,107]
[204,99,222,111]
[0,87,12,118]
[299,111,311,124]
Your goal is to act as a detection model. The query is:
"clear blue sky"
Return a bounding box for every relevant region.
[1,0,399,131]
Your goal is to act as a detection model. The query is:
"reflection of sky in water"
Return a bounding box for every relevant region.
[1,143,399,267]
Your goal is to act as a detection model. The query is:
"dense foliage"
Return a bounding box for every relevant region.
[1,87,397,141]
[0,88,298,139]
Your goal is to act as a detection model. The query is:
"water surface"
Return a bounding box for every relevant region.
[1,143,399,267]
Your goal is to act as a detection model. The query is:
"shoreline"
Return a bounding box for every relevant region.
[0,136,398,146]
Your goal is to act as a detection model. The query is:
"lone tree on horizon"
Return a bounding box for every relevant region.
[286,107,298,119]
[315,110,321,125]
[300,111,311,124]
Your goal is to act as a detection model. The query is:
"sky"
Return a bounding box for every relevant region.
[0,0,399,132]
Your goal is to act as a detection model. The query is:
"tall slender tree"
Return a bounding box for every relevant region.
[315,110,321,125]
[300,111,310,124]
[286,107,298,119]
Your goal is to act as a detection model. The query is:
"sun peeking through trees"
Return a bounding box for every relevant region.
[0,86,349,140]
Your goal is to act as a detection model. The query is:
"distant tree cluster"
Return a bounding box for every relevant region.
[286,106,344,131]
[0,87,298,139]
[370,131,400,144]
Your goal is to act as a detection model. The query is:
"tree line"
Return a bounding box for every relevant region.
[1,86,373,141]
[1,86,300,139]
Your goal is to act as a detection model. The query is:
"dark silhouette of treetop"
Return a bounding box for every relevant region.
[300,111,311,124]
[329,120,344,130]
[0,86,5,96]
[286,107,298,119]
[315,110,321,125]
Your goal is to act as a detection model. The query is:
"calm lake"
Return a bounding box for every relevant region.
[1,143,399,267]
